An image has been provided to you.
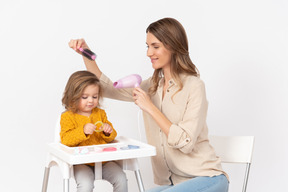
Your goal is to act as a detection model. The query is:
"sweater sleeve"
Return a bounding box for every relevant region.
[60,112,89,147]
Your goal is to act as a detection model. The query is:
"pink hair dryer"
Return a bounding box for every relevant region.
[113,74,142,88]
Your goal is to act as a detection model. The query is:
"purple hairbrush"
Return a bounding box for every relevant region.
[79,48,97,60]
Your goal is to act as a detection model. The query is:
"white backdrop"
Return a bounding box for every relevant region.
[0,0,287,192]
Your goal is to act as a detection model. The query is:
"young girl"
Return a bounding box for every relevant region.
[60,70,127,192]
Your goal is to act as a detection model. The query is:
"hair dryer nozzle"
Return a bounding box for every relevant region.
[113,74,142,88]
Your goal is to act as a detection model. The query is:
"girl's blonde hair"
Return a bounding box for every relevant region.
[62,70,102,113]
[146,17,199,96]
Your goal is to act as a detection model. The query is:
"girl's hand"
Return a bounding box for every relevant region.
[102,123,113,136]
[68,38,90,55]
[83,123,96,135]
[133,87,153,113]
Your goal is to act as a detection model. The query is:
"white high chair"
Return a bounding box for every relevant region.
[42,116,156,192]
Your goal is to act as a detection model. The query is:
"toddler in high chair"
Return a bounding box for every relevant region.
[60,70,127,192]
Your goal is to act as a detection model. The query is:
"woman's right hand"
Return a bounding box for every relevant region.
[68,38,90,55]
[69,38,102,78]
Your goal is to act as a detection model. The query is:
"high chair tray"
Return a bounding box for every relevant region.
[47,136,156,165]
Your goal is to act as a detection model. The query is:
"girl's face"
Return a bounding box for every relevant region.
[146,32,172,72]
[77,84,99,116]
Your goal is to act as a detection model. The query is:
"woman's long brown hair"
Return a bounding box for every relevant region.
[146,18,199,96]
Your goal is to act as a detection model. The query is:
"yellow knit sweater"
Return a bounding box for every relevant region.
[60,108,117,147]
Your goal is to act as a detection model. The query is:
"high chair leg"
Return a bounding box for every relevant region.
[135,170,145,192]
[42,167,50,192]
[63,179,69,192]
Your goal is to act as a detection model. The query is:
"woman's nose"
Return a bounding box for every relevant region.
[147,48,153,57]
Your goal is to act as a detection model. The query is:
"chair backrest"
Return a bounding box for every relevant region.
[209,135,255,192]
[54,115,61,143]
[137,110,147,142]
[209,135,255,164]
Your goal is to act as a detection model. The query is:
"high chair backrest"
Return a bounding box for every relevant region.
[54,115,61,143]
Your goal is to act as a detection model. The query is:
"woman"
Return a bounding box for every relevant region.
[69,17,229,192]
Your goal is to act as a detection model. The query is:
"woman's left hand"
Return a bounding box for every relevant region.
[133,87,153,113]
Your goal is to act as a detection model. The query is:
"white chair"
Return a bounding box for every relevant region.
[42,116,156,192]
[42,116,69,192]
[209,135,255,192]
